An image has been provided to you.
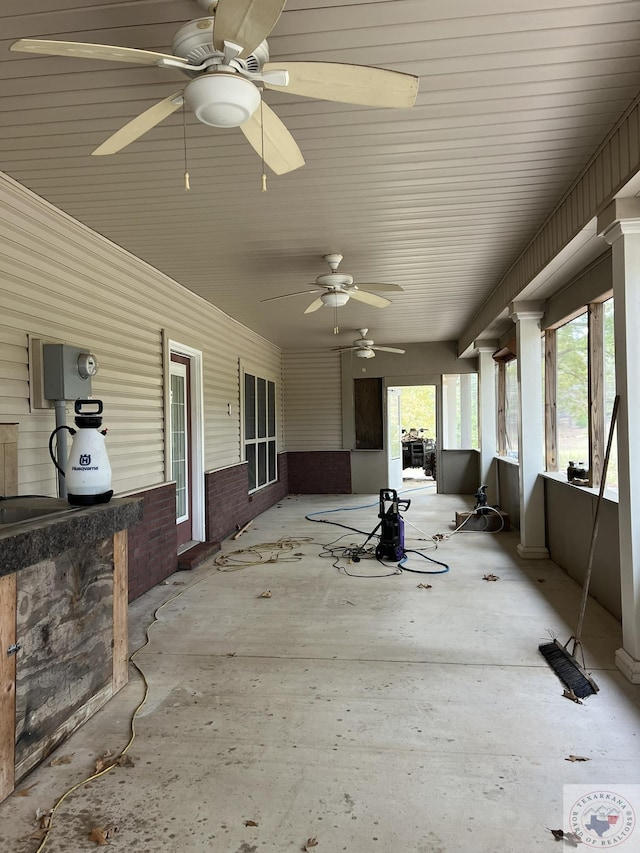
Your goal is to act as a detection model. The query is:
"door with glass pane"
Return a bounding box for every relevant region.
[170,354,192,547]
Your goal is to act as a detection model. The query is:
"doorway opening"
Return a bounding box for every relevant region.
[400,385,437,483]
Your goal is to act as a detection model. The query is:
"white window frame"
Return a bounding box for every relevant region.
[240,360,278,493]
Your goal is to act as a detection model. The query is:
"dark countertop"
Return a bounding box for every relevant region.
[0,497,144,577]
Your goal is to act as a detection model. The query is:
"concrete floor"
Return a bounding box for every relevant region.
[2,484,640,852]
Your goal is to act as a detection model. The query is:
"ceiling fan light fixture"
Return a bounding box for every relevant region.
[356,348,375,358]
[321,291,350,308]
[183,73,260,127]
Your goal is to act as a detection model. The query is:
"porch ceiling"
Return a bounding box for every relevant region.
[1,0,637,350]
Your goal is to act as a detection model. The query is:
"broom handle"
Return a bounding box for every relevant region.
[573,394,619,646]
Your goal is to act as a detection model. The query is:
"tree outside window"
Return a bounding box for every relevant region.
[556,312,589,473]
[504,359,519,458]
[603,298,618,492]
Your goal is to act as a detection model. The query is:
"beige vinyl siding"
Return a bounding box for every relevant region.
[0,172,283,496]
[283,350,342,450]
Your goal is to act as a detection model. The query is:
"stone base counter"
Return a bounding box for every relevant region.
[0,497,143,802]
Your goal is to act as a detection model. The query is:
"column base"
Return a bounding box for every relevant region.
[615,648,640,684]
[516,543,550,560]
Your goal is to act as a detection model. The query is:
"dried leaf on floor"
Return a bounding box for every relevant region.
[88,828,109,845]
[482,574,499,581]
[226,651,237,657]
[343,600,355,606]
[88,825,118,845]
[549,828,565,840]
[565,754,590,762]
[50,753,74,766]
[417,583,432,589]
[259,590,272,598]
[303,838,319,851]
[19,829,48,843]
[116,753,135,768]
[562,688,583,705]
[14,782,39,797]
[36,808,53,830]
[94,750,116,773]
[244,819,259,827]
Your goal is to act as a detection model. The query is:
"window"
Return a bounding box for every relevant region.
[504,359,519,458]
[603,298,618,492]
[244,371,277,492]
[543,296,616,491]
[556,311,589,472]
[442,374,478,449]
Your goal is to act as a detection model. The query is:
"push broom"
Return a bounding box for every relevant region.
[538,394,620,699]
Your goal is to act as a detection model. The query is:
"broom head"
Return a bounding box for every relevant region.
[538,639,599,699]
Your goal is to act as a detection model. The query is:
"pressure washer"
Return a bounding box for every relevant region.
[374,488,411,561]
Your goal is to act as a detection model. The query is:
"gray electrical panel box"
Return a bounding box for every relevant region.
[43,343,97,400]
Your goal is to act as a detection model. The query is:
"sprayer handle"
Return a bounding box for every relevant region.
[74,399,103,416]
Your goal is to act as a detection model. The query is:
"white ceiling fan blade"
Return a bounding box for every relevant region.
[10,38,189,68]
[264,62,419,108]
[304,297,325,314]
[349,290,391,308]
[357,282,404,292]
[92,92,183,156]
[240,101,305,175]
[214,0,286,58]
[372,346,406,354]
[261,290,318,303]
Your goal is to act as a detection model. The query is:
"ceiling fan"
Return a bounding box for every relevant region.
[261,254,404,314]
[10,0,419,176]
[333,329,406,359]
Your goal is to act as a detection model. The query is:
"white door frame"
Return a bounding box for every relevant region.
[164,335,205,543]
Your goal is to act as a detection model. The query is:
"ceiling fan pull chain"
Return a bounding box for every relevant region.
[334,305,340,335]
[260,98,267,192]
[182,104,190,190]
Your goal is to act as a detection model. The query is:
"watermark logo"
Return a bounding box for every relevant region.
[564,786,638,847]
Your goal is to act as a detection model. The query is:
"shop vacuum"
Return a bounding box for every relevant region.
[49,399,113,505]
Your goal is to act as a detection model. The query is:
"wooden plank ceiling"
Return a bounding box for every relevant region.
[1,0,639,351]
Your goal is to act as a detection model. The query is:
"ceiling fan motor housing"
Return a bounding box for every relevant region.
[171,18,268,73]
[315,272,354,288]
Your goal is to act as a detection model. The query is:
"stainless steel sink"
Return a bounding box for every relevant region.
[0,499,78,527]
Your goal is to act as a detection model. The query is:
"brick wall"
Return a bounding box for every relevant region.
[205,453,288,543]
[287,451,351,494]
[127,482,177,601]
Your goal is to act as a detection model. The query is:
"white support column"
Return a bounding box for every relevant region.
[475,342,498,506]
[510,302,549,559]
[599,199,640,683]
